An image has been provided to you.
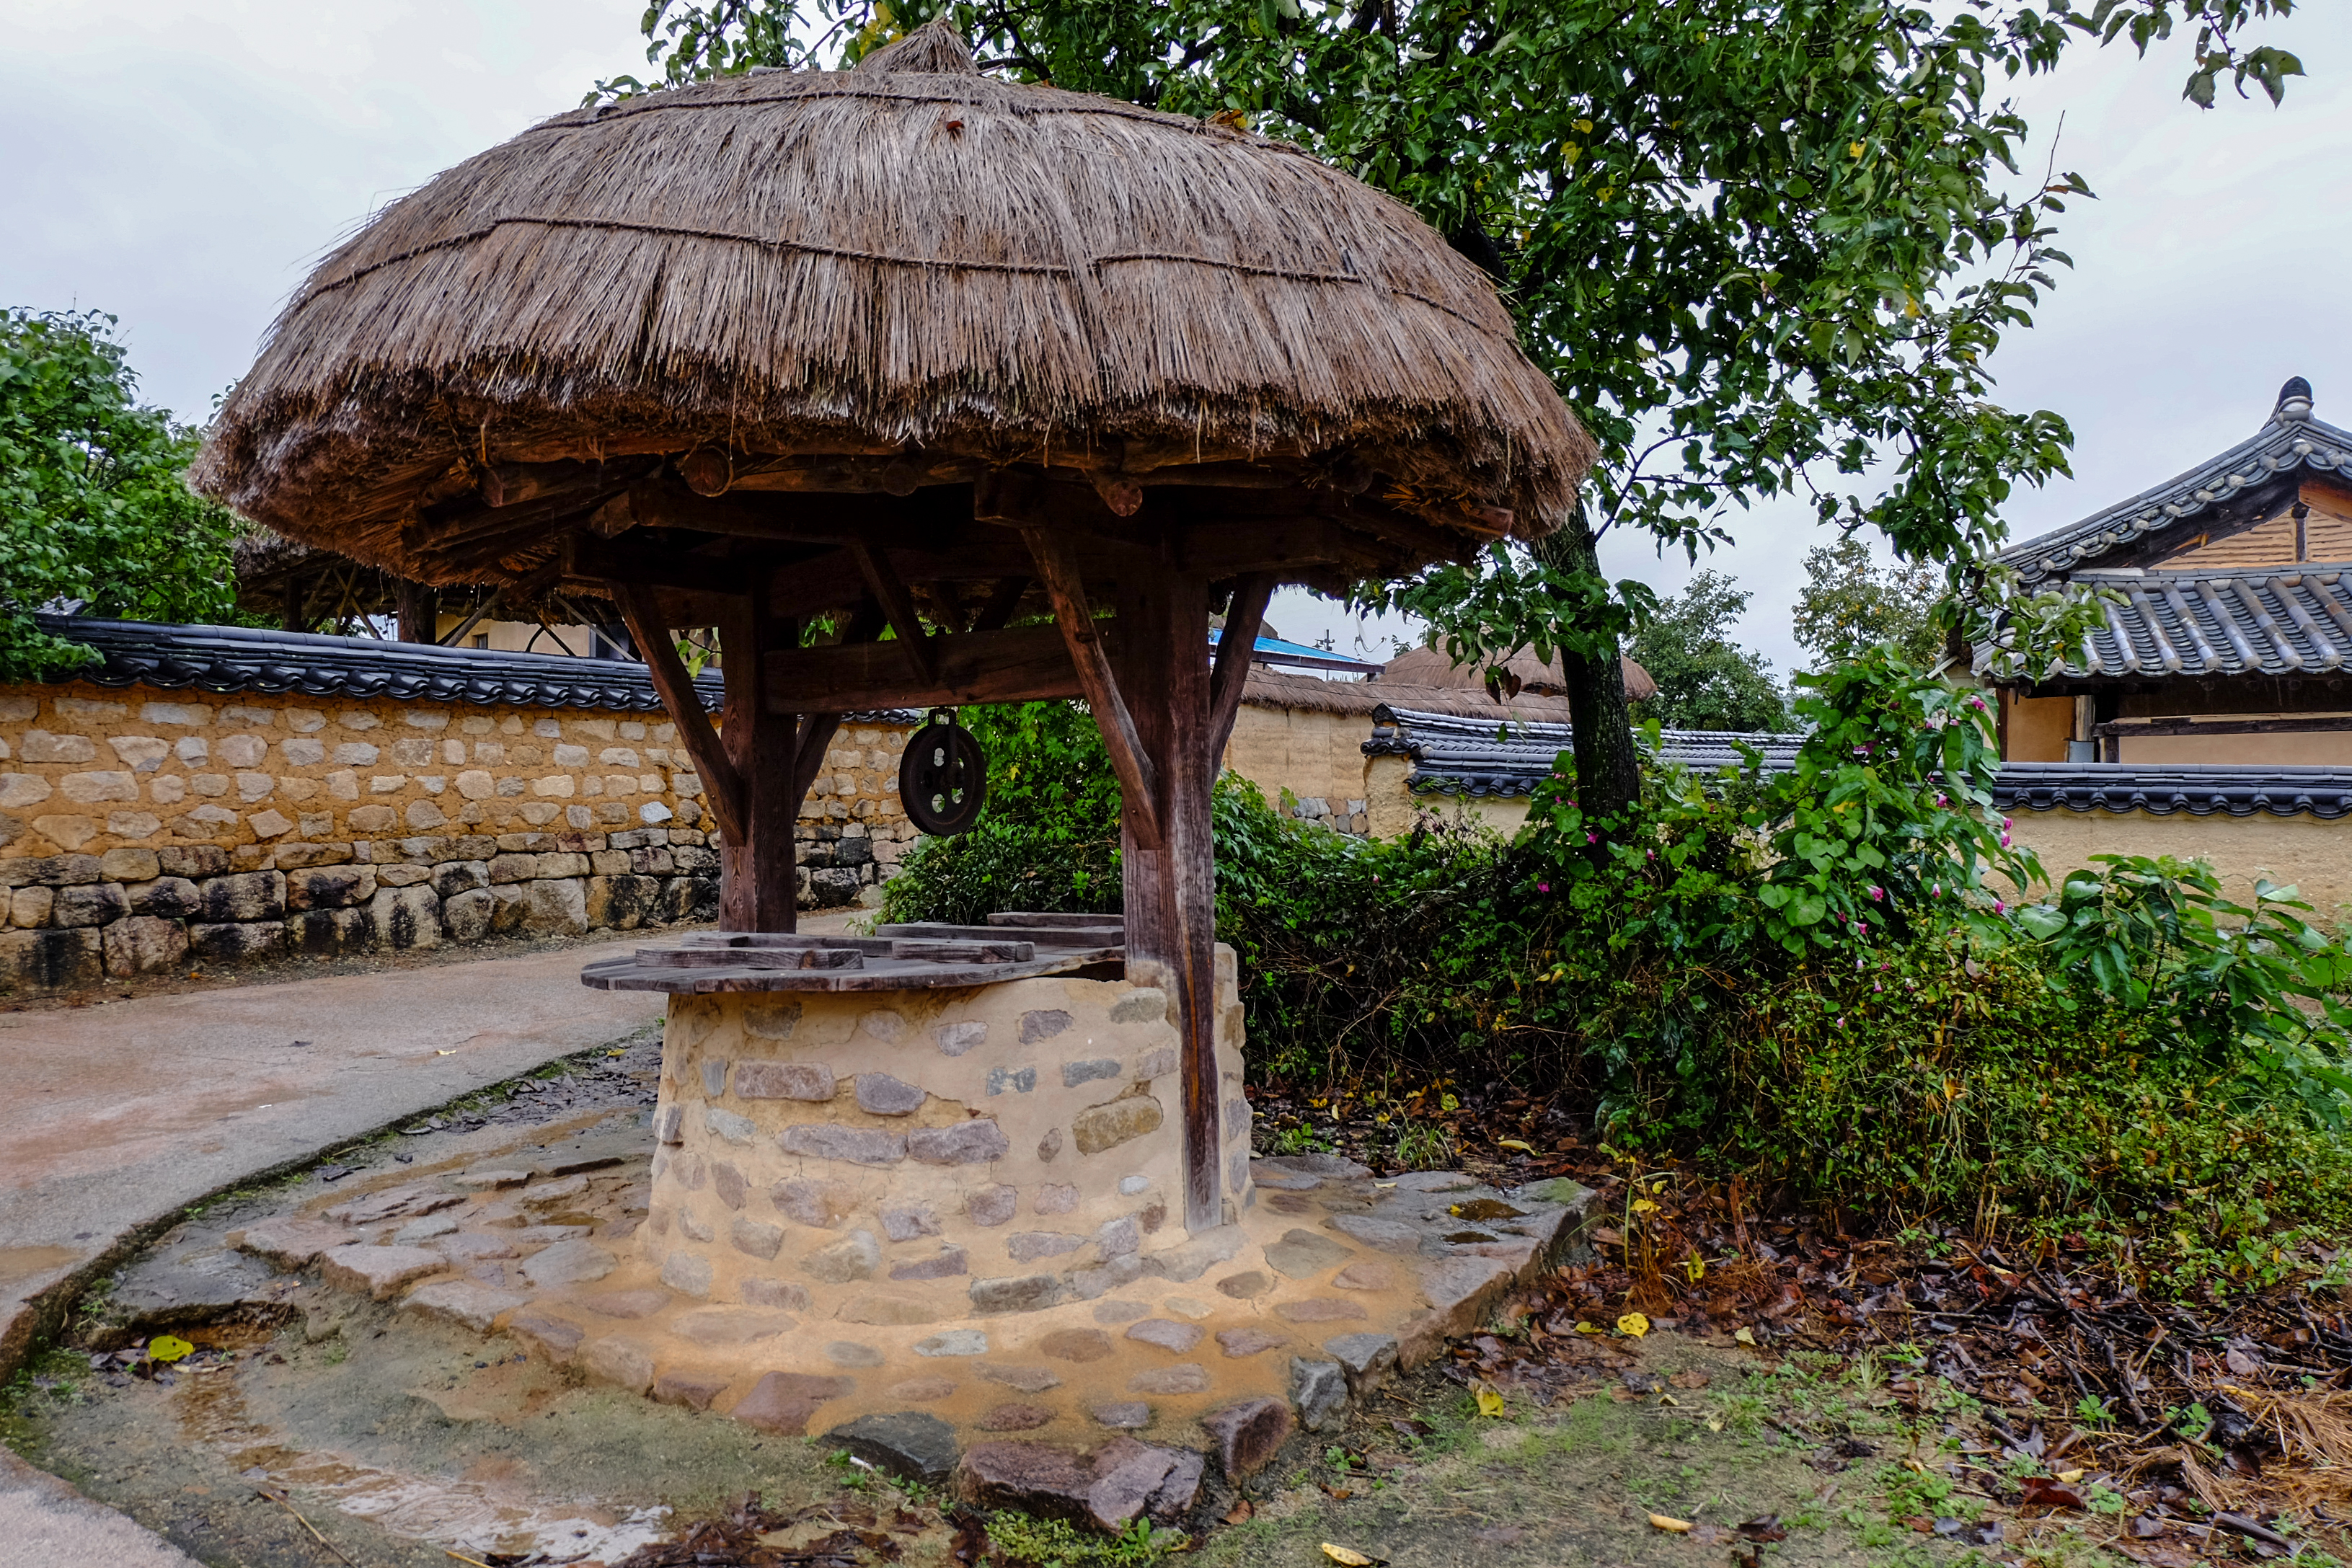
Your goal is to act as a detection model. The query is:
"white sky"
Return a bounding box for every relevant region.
[4,1,2345,678]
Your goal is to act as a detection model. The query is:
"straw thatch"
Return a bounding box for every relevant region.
[1379,643,1657,703]
[191,20,1593,574]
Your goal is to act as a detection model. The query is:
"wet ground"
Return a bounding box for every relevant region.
[4,1036,2189,1568]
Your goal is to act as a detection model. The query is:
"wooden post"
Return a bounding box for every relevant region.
[1110,565,1224,1235]
[718,590,800,932]
[395,579,435,643]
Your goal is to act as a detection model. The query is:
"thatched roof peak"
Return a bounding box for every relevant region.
[191,24,1593,580]
[854,18,981,74]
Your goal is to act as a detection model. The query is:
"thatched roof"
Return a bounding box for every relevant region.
[1242,666,1573,723]
[190,20,1593,580]
[1379,643,1657,703]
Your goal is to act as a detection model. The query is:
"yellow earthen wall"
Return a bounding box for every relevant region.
[2110,724,2352,766]
[2001,807,2352,919]
[2002,692,2076,762]
[1220,705,1371,814]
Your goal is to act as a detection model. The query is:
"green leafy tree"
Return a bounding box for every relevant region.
[0,309,247,678]
[1792,535,1946,670]
[599,0,2302,829]
[1627,570,1787,733]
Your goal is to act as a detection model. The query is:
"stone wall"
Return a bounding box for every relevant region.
[0,677,924,996]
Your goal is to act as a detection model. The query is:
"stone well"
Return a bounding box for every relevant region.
[455,923,1604,1499]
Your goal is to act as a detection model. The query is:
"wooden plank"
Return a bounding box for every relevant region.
[1209,572,1276,761]
[609,580,743,844]
[850,540,938,683]
[640,947,867,970]
[2094,714,2352,737]
[876,921,1120,947]
[984,911,1123,929]
[1023,527,1164,849]
[760,622,1095,712]
[580,951,1115,993]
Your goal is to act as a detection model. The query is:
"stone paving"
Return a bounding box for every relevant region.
[179,1127,1597,1527]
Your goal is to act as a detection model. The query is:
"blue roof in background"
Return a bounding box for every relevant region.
[1208,627,1385,674]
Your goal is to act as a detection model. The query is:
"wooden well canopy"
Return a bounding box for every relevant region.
[193,19,1596,1233]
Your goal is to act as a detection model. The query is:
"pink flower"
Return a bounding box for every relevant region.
[1537,882,1551,893]
[1645,849,1655,860]
[1999,833,2012,848]
[1586,831,1597,843]
[1934,793,1948,808]
[1994,900,2007,914]
[1869,886,1885,902]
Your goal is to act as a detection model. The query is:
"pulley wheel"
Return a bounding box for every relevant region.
[899,712,988,836]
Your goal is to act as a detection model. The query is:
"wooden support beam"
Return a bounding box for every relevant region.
[437,588,503,647]
[1022,527,1163,849]
[609,580,743,846]
[1108,567,1223,1233]
[1209,572,1276,761]
[571,534,759,598]
[850,539,937,684]
[973,575,1030,632]
[761,622,1097,712]
[719,590,798,933]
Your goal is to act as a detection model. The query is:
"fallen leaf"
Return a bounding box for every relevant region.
[1648,1512,1693,1533]
[1575,1321,1604,1334]
[1222,1499,1254,1525]
[1668,1369,1712,1389]
[148,1335,194,1364]
[1321,1545,1384,1567]
[1632,1197,1660,1214]
[1733,1326,1757,1346]
[1497,1138,1534,1152]
[1617,1312,1650,1339]
[436,1049,456,1056]
[2225,1348,2263,1376]
[1475,1388,1506,1417]
[1705,1418,1724,1432]
[2056,1467,2084,1484]
[1319,1484,1355,1501]
[1737,1515,1789,1542]
[2020,1478,2085,1510]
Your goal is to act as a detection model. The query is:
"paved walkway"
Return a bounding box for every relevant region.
[0,921,896,1565]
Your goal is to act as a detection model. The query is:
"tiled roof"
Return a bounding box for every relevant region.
[1992,762,2352,819]
[1989,565,2352,682]
[1363,707,1804,797]
[1999,384,2352,586]
[36,615,722,712]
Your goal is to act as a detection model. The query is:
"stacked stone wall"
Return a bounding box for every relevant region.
[0,677,924,996]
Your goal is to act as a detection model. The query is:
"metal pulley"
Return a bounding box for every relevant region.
[898,707,988,836]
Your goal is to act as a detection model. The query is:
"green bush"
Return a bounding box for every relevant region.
[880,666,2352,1252]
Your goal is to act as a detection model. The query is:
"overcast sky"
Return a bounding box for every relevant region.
[4,1,2343,678]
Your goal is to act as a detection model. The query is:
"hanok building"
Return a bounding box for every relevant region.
[1991,377,2352,765]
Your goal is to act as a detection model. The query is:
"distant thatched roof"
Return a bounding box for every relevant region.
[1242,666,1573,723]
[1379,643,1657,703]
[190,20,1593,576]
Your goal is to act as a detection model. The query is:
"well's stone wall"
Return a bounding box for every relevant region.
[0,678,924,994]
[642,955,1254,1332]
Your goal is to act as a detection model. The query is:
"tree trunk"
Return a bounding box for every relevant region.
[1533,521,1642,821]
